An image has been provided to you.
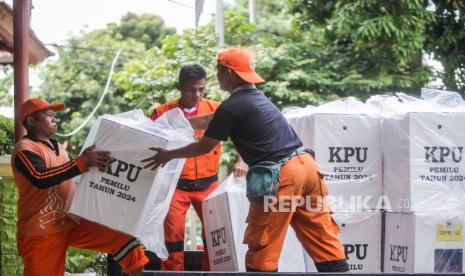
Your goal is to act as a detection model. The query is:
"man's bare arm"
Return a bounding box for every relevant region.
[187,113,215,130]
[142,136,220,170]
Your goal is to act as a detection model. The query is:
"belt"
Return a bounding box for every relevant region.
[177,174,218,191]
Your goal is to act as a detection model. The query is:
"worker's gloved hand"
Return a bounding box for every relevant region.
[233,159,249,177]
[81,145,112,171]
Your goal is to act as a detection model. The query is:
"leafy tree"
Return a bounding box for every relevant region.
[107,12,176,49]
[114,4,320,166]
[287,0,465,96]
[114,26,221,113]
[0,68,13,107]
[424,0,465,93]
[223,1,338,105]
[0,115,14,155]
[36,30,145,153]
[287,0,435,98]
[114,26,246,165]
[35,13,172,154]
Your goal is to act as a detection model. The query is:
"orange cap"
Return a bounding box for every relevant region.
[20,98,64,124]
[218,47,265,84]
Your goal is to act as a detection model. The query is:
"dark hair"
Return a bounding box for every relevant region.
[178,64,207,86]
[23,112,40,130]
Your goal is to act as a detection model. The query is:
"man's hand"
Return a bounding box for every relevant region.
[80,145,112,171]
[142,147,174,170]
[232,158,249,177]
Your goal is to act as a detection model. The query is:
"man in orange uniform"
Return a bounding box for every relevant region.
[12,98,149,276]
[143,49,349,272]
[151,64,244,271]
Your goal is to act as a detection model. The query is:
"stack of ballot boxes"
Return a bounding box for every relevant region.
[285,98,383,272]
[202,175,307,272]
[383,111,465,273]
[69,110,193,258]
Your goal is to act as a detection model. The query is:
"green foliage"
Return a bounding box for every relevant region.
[107,12,175,49]
[36,12,171,154]
[114,4,306,167]
[34,0,465,166]
[287,0,434,97]
[114,26,222,113]
[424,0,465,93]
[287,0,465,96]
[0,68,13,107]
[0,179,23,276]
[0,115,14,155]
[65,248,106,274]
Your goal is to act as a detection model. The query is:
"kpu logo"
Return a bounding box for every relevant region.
[101,158,142,183]
[390,245,408,263]
[424,146,463,163]
[210,227,227,247]
[329,147,368,163]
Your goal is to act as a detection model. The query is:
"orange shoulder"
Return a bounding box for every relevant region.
[200,98,221,112]
[12,139,43,164]
[155,99,180,117]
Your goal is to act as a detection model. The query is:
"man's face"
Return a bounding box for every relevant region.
[216,63,229,91]
[178,79,207,108]
[27,109,58,137]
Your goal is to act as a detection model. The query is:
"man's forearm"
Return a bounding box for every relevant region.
[170,141,211,159]
[169,136,220,159]
[187,113,214,130]
[142,136,220,170]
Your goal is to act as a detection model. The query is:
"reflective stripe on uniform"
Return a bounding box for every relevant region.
[113,238,140,262]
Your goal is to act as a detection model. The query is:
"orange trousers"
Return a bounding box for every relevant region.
[17,219,149,276]
[161,182,218,271]
[244,153,349,272]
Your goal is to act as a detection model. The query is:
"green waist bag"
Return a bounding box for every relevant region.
[245,147,313,201]
[245,160,282,200]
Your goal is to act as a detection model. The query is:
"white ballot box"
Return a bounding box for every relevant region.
[284,99,382,210]
[305,211,382,272]
[202,175,306,272]
[384,212,465,273]
[69,109,194,259]
[383,111,465,212]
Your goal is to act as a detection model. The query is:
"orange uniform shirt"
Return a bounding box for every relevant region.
[151,98,221,181]
[11,136,88,237]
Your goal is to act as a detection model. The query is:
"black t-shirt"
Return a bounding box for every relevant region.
[205,88,303,166]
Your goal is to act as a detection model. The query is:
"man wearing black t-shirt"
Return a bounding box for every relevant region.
[143,47,349,272]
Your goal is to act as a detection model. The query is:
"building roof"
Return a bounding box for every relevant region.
[0,2,54,65]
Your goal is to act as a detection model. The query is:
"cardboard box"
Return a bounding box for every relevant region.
[287,113,382,210]
[70,111,193,257]
[304,211,382,272]
[383,112,465,212]
[384,212,465,273]
[202,175,306,272]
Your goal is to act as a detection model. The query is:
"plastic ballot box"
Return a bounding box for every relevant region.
[383,111,465,212]
[202,175,307,272]
[384,212,465,273]
[304,211,382,272]
[284,98,382,210]
[69,109,194,259]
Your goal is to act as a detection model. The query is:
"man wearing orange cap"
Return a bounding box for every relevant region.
[143,48,349,272]
[11,98,149,276]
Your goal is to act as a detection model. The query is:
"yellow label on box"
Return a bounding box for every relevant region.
[437,224,462,242]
